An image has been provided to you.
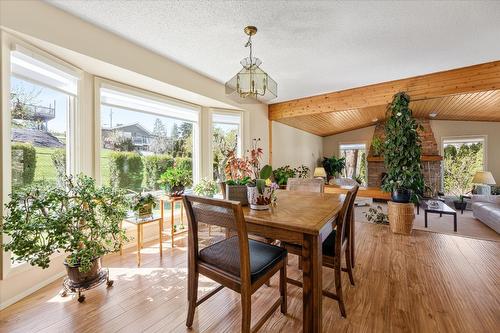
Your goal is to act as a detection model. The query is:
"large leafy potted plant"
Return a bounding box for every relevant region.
[322,156,346,181]
[2,175,128,287]
[381,92,424,203]
[273,165,296,189]
[158,167,192,197]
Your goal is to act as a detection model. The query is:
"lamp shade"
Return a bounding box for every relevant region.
[313,167,327,178]
[472,171,496,185]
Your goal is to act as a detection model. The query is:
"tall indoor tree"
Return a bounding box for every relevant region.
[381,92,424,203]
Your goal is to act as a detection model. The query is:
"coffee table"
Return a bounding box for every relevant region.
[421,200,457,232]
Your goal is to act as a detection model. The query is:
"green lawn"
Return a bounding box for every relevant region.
[33,146,59,184]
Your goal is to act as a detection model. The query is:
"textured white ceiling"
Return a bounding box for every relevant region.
[46,0,500,103]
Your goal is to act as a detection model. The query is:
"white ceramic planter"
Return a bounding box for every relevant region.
[247,186,272,210]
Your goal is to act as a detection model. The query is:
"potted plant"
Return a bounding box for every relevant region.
[381,92,424,204]
[247,165,276,210]
[158,167,192,197]
[453,195,467,211]
[1,175,128,295]
[363,206,389,224]
[273,165,296,189]
[131,192,156,217]
[371,136,384,157]
[322,156,346,181]
[294,165,310,179]
[193,178,219,198]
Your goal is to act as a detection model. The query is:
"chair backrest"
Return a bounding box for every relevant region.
[183,195,251,282]
[334,185,359,256]
[332,177,359,187]
[287,178,324,193]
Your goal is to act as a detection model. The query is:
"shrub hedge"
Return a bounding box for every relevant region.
[11,142,37,188]
[143,154,175,190]
[109,151,144,191]
[108,152,192,192]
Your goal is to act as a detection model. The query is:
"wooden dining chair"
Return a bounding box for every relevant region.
[286,178,324,193]
[286,178,324,269]
[183,195,288,333]
[283,185,358,318]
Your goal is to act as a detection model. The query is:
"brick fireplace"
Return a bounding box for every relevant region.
[367,119,442,193]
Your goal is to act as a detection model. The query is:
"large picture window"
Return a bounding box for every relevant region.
[211,111,242,181]
[98,85,199,193]
[442,137,485,195]
[339,143,367,185]
[9,48,78,193]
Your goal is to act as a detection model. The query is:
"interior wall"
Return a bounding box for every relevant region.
[272,121,323,172]
[323,126,376,157]
[430,120,500,181]
[322,121,500,182]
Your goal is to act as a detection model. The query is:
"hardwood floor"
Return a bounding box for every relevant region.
[1,222,499,332]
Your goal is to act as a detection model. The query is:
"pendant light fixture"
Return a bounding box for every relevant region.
[225,26,277,103]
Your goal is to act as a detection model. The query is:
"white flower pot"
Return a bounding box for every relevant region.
[247,186,272,210]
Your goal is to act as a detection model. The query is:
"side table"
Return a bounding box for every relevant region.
[122,214,163,266]
[160,196,188,248]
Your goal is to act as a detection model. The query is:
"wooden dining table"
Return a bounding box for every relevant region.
[242,190,344,333]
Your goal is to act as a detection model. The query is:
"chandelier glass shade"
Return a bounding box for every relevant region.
[225,26,277,103]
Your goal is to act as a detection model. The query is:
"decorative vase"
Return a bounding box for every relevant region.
[226,184,249,205]
[391,188,412,203]
[247,186,272,210]
[166,185,185,197]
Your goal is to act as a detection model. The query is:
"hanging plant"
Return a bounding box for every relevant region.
[381,92,424,203]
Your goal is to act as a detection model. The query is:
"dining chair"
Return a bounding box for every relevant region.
[183,195,288,333]
[283,185,358,318]
[286,178,324,193]
[286,178,324,269]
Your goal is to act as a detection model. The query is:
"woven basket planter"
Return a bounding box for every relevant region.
[388,201,415,235]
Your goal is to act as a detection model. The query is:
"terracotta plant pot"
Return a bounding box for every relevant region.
[226,184,248,205]
[64,257,102,285]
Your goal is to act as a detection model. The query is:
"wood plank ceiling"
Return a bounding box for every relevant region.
[269,61,500,137]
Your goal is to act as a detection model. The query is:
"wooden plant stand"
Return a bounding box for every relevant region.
[160,196,187,248]
[388,201,415,235]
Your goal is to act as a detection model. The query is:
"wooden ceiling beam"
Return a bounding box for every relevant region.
[269,60,500,120]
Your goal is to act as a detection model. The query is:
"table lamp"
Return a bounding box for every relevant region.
[313,167,327,183]
[472,171,496,194]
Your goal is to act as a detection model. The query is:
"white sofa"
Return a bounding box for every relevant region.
[472,195,500,234]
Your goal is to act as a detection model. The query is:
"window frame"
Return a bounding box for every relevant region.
[440,135,488,192]
[93,78,202,188]
[1,34,82,279]
[208,108,245,181]
[338,141,368,182]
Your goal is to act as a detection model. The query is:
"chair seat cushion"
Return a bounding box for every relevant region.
[322,230,336,257]
[199,236,287,281]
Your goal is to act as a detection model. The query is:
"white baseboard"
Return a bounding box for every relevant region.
[0,270,66,311]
